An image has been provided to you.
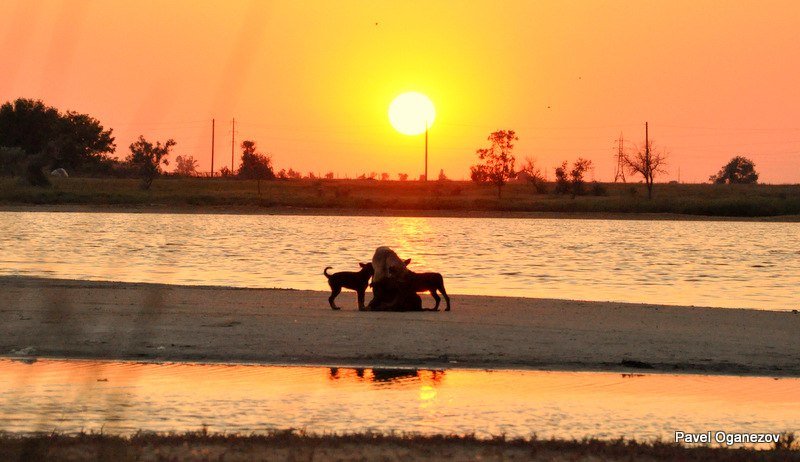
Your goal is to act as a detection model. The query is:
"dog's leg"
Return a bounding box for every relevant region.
[430,290,441,311]
[357,289,366,311]
[440,284,451,311]
[329,286,342,310]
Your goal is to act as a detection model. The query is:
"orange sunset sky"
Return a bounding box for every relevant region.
[2,0,799,183]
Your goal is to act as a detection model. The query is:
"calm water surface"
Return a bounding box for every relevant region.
[1,359,797,446]
[1,211,798,310]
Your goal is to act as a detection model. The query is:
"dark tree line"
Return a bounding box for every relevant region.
[1,99,763,193]
[0,98,116,178]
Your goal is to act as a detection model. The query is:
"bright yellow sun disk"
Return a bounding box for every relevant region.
[389,92,436,136]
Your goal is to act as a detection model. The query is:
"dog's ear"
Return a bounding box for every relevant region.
[359,262,367,268]
[403,258,411,266]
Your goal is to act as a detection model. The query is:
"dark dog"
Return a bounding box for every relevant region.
[407,270,451,311]
[324,263,374,310]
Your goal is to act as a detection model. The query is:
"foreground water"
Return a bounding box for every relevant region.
[1,211,798,310]
[0,359,797,447]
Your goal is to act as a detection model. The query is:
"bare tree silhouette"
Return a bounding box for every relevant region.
[624,143,667,199]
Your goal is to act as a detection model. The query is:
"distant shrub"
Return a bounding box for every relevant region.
[25,154,50,187]
[554,161,570,195]
[174,155,199,177]
[126,136,175,190]
[518,157,547,194]
[569,158,592,197]
[237,141,275,180]
[590,182,607,196]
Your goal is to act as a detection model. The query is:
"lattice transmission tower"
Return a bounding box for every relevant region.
[613,133,626,183]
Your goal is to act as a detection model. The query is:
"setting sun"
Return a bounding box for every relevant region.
[388,92,436,136]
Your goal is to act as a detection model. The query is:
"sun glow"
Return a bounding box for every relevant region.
[388,92,436,136]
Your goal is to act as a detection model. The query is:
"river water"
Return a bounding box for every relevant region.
[1,359,797,446]
[1,211,797,310]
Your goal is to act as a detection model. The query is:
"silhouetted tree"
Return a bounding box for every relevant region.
[285,168,301,179]
[126,136,175,190]
[237,140,275,180]
[219,166,232,177]
[553,158,595,197]
[569,158,593,197]
[518,157,547,194]
[554,161,570,194]
[324,171,334,179]
[398,173,408,181]
[174,155,199,176]
[437,169,448,181]
[710,156,758,184]
[624,142,667,199]
[470,130,518,198]
[0,98,115,172]
[381,172,390,181]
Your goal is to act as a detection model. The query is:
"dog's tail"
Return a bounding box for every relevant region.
[323,266,333,279]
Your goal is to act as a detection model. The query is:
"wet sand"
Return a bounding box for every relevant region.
[2,276,799,376]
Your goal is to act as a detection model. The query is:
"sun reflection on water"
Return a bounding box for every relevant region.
[1,359,798,447]
[1,212,798,310]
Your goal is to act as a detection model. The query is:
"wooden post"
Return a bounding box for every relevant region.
[210,119,215,177]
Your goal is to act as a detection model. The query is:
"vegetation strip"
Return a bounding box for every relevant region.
[0,430,798,462]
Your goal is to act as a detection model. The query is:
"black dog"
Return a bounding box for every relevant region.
[324,263,374,310]
[407,271,451,311]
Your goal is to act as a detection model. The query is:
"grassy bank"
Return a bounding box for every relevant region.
[2,430,797,461]
[2,177,800,217]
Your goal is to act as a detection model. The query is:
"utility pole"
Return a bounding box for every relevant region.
[231,118,236,172]
[210,119,215,177]
[614,132,626,183]
[645,122,651,192]
[424,120,428,181]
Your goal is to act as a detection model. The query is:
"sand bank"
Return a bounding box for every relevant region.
[2,276,798,376]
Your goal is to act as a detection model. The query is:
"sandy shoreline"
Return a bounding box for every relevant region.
[2,276,799,376]
[2,203,799,221]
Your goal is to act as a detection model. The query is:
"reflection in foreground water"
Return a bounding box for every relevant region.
[1,359,797,446]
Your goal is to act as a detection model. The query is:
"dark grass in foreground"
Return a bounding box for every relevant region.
[1,430,798,462]
[2,177,800,217]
